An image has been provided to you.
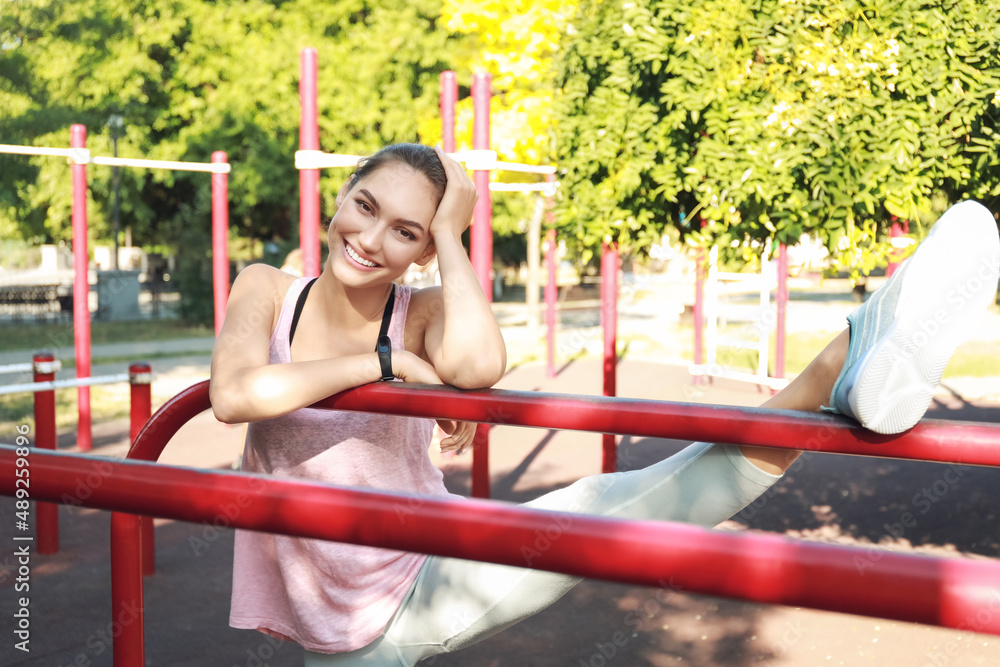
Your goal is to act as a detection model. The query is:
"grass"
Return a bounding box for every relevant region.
[675,326,1000,379]
[0,319,213,353]
[0,319,211,442]
[0,384,131,443]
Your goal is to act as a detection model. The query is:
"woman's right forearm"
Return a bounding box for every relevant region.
[210,354,384,424]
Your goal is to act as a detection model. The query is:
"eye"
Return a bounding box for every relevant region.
[396,228,416,241]
[355,198,374,215]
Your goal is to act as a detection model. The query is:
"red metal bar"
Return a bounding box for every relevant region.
[71,124,92,451]
[211,151,230,336]
[132,381,1000,472]
[470,72,493,301]
[4,445,1000,639]
[129,363,155,576]
[93,379,1000,666]
[600,241,619,473]
[127,382,212,462]
[317,385,1000,468]
[33,353,58,554]
[128,363,152,444]
[545,227,557,379]
[470,72,492,500]
[299,47,321,278]
[775,242,788,381]
[440,71,457,153]
[110,511,144,667]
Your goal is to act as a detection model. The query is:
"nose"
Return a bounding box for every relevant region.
[357,221,385,255]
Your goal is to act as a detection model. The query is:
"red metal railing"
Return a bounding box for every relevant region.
[2,354,152,554]
[2,441,999,665]
[32,353,58,554]
[4,380,999,665]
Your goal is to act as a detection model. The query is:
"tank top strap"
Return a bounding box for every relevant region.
[386,284,412,351]
[270,276,316,364]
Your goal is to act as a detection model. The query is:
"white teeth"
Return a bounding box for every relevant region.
[346,243,377,268]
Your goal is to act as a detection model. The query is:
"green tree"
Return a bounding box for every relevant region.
[0,0,466,255]
[554,0,1000,271]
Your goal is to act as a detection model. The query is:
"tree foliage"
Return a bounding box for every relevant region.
[426,0,574,258]
[0,0,465,251]
[554,0,1000,269]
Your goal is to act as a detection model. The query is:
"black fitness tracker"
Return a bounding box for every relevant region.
[376,335,393,382]
[375,284,396,382]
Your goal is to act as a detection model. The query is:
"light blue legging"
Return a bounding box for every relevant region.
[305,442,781,667]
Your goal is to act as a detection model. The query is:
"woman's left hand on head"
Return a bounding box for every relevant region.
[430,148,478,241]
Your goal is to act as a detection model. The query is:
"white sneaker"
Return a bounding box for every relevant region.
[828,201,1000,434]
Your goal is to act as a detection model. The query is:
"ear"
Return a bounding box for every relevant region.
[334,175,355,208]
[413,241,437,267]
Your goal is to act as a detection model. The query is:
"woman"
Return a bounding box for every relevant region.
[209,143,999,666]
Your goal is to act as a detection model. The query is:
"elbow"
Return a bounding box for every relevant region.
[209,382,246,424]
[446,355,506,390]
[212,405,244,425]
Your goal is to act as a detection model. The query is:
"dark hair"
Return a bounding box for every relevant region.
[347,143,447,201]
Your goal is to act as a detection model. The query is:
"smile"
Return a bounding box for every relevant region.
[345,242,378,268]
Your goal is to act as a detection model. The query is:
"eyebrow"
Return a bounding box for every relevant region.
[357,188,426,234]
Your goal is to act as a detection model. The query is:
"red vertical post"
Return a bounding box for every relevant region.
[33,353,58,554]
[440,71,457,153]
[544,174,557,378]
[775,243,788,382]
[130,363,155,576]
[211,152,229,336]
[600,241,619,473]
[470,73,493,300]
[111,512,145,667]
[299,47,322,278]
[70,124,92,451]
[470,72,492,499]
[887,220,903,278]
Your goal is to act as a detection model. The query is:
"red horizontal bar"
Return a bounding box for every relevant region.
[317,383,1000,466]
[4,445,999,636]
[130,381,1000,468]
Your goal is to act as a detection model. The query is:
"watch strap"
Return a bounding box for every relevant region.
[376,335,393,381]
[375,285,396,382]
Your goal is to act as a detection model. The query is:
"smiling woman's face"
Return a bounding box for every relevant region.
[327,162,439,286]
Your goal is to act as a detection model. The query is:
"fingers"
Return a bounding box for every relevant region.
[435,418,457,435]
[438,421,477,455]
[432,148,478,236]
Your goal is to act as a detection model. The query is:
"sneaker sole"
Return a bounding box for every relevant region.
[847,201,1000,434]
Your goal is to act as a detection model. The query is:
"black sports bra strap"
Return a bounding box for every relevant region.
[289,279,394,349]
[377,284,396,345]
[288,277,318,345]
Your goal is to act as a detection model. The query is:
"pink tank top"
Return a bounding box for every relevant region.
[229,277,452,653]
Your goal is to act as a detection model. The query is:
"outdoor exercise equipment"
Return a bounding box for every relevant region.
[0,134,229,450]
[294,48,581,497]
[0,353,151,556]
[690,243,789,391]
[3,378,999,666]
